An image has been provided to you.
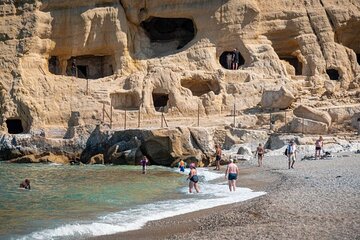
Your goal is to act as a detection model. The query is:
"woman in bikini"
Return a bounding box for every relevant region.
[187,163,200,193]
[315,136,324,160]
[255,143,265,167]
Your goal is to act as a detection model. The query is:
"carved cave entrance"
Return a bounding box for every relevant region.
[326,69,340,80]
[66,56,114,79]
[219,51,245,70]
[48,55,114,79]
[141,17,195,53]
[111,92,140,110]
[6,119,24,134]
[181,79,220,96]
[152,93,169,112]
[280,56,302,76]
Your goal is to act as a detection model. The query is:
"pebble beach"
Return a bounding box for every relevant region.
[92,151,360,240]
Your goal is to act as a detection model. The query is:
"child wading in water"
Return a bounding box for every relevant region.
[187,163,200,193]
[140,156,149,174]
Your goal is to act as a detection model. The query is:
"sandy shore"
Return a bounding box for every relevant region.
[91,151,360,240]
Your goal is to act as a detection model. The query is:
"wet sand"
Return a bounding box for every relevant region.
[91,152,360,240]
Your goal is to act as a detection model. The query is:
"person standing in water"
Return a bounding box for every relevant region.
[315,136,324,160]
[255,143,265,167]
[225,159,239,192]
[178,159,186,172]
[187,163,200,193]
[140,156,149,174]
[214,144,222,171]
[19,179,31,190]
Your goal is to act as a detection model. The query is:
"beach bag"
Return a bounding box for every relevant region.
[284,148,288,156]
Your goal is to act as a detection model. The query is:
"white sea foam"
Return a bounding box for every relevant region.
[18,168,266,240]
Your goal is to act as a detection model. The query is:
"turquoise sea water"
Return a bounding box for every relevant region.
[0,163,185,239]
[0,162,266,240]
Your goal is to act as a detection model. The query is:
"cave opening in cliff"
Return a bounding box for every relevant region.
[141,17,195,52]
[48,56,60,74]
[280,56,303,75]
[152,93,169,112]
[326,69,340,80]
[219,51,245,70]
[181,79,220,96]
[6,119,24,134]
[357,54,360,65]
[66,55,114,79]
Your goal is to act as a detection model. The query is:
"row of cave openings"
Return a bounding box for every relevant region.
[46,16,360,81]
[111,79,220,112]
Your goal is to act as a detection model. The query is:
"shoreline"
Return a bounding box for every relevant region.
[90,151,360,240]
[89,161,283,240]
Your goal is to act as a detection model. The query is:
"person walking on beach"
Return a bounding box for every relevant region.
[287,140,297,169]
[140,156,149,174]
[255,143,265,167]
[19,179,30,190]
[187,163,200,193]
[225,159,239,192]
[315,136,324,160]
[178,159,186,172]
[214,144,222,171]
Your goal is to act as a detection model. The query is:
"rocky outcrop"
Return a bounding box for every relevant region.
[261,87,295,110]
[289,117,328,134]
[293,105,332,126]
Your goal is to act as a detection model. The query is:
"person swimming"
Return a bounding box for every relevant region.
[187,163,200,193]
[19,179,31,190]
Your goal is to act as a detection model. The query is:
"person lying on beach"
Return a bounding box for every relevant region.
[19,179,31,190]
[225,159,239,192]
[187,163,200,193]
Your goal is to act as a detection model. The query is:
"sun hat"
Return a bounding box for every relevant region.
[189,163,196,168]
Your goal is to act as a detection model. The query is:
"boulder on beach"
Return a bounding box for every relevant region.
[293,105,332,126]
[289,117,328,134]
[260,86,295,110]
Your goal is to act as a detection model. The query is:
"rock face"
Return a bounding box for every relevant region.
[0,0,359,135]
[293,105,332,126]
[261,87,295,110]
[289,117,328,134]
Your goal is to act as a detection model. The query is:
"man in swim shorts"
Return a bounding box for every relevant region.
[225,159,239,192]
